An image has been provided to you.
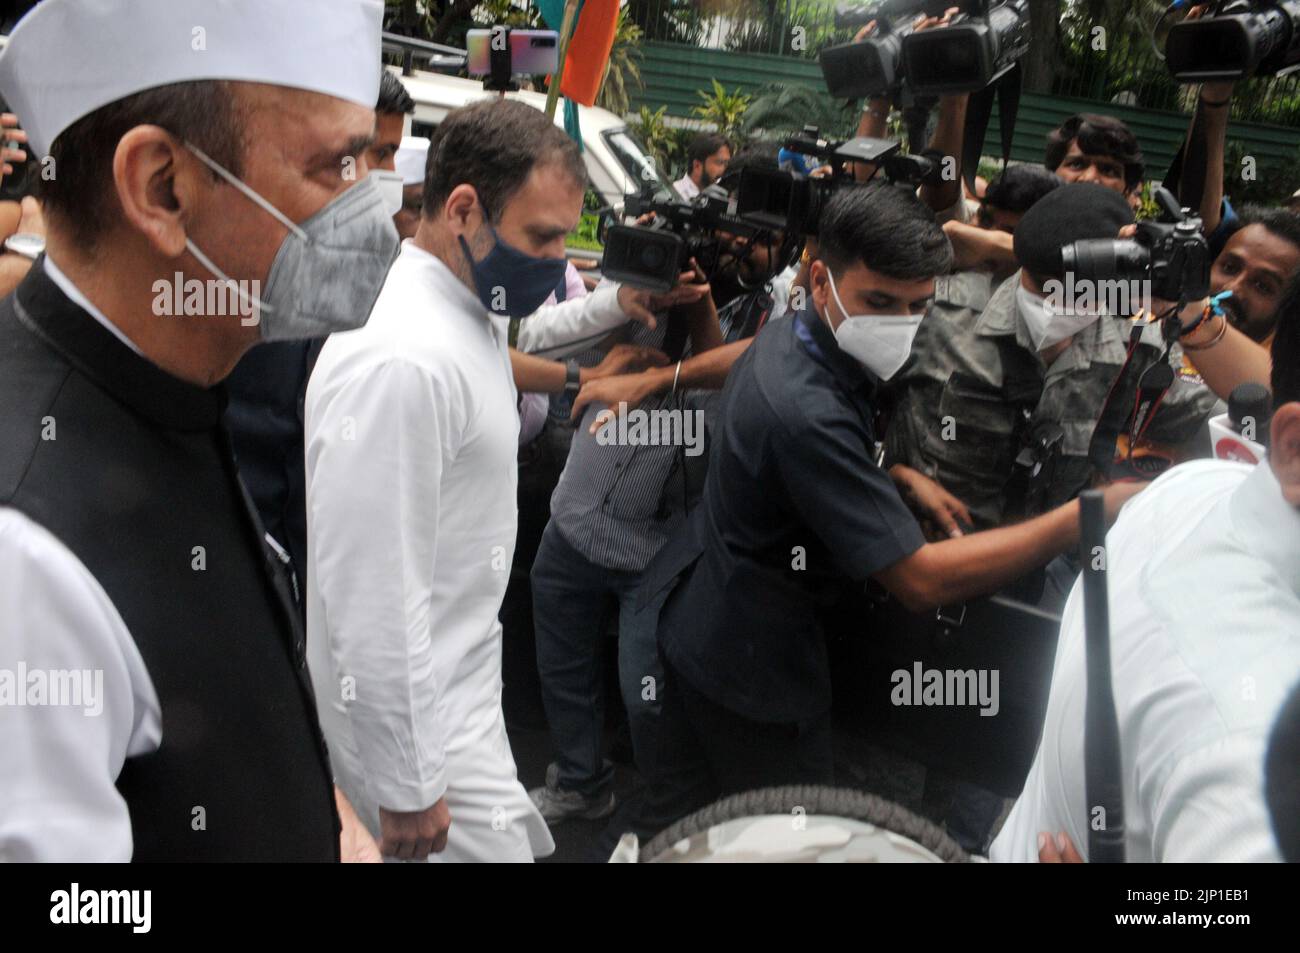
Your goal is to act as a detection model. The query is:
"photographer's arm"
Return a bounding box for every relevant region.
[943,219,1015,273]
[1179,309,1272,400]
[873,482,1143,612]
[684,282,724,356]
[920,92,969,214]
[571,338,754,427]
[509,345,668,394]
[850,19,892,182]
[1191,82,1234,234]
[570,278,732,423]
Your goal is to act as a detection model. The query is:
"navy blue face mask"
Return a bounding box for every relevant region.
[458,223,568,319]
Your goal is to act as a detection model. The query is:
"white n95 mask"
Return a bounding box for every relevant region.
[182,142,400,341]
[823,268,923,381]
[1016,284,1101,352]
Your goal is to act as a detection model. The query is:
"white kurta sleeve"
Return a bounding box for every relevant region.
[1152,735,1280,861]
[515,281,626,358]
[307,358,457,813]
[0,507,160,862]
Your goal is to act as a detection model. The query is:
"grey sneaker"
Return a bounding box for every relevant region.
[529,763,616,825]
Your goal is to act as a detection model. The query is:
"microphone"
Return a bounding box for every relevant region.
[1210,382,1272,465]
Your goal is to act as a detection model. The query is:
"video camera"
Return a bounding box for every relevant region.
[1061,187,1211,307]
[733,127,937,236]
[601,186,761,293]
[820,0,1030,98]
[1164,0,1300,81]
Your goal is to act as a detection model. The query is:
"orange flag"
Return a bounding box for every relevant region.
[557,0,619,107]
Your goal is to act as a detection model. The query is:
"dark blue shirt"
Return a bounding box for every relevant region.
[646,305,926,723]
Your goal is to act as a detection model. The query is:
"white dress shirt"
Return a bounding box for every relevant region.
[305,241,553,862]
[673,173,700,201]
[0,507,161,861]
[991,459,1300,862]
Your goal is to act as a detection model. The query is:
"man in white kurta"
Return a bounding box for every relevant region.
[306,239,553,862]
[304,98,596,862]
[990,455,1300,862]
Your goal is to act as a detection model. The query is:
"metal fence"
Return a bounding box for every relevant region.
[623,0,1300,126]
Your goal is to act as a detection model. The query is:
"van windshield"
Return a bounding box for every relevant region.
[603,128,674,198]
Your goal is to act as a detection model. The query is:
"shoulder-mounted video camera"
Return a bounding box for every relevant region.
[600,185,760,293]
[733,127,938,236]
[820,0,1030,99]
[1165,0,1300,81]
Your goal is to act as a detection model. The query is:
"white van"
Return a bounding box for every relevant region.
[392,65,672,217]
[0,30,670,220]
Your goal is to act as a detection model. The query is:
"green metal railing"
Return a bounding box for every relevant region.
[629,41,1300,182]
[623,0,1300,126]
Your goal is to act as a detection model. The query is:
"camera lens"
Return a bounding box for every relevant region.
[640,244,667,270]
[1062,239,1148,284]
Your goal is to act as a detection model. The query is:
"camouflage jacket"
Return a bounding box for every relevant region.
[884,270,1217,528]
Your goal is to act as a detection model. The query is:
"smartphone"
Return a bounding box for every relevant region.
[466,28,559,76]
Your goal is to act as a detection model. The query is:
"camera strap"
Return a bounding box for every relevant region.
[1087,322,1173,477]
[962,63,1021,195]
[1127,346,1176,452]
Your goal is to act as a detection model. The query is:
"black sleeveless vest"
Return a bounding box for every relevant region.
[0,264,338,861]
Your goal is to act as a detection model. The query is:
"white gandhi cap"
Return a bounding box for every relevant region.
[395,135,430,187]
[0,0,386,157]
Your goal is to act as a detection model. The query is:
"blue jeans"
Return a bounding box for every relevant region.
[530,521,665,797]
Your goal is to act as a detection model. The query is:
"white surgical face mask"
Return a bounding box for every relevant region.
[182,142,400,341]
[1016,283,1101,352]
[822,268,922,381]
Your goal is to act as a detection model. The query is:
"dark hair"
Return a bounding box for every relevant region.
[982,164,1063,217]
[1235,204,1300,258]
[687,132,729,170]
[1272,275,1300,405]
[39,81,244,250]
[423,99,585,221]
[1265,678,1300,862]
[718,143,778,192]
[818,182,953,281]
[377,70,415,117]
[1013,182,1134,285]
[1045,113,1144,190]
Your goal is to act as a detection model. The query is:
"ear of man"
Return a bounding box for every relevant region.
[439,182,483,236]
[111,125,196,259]
[1270,402,1300,508]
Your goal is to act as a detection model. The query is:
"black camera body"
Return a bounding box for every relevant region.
[821,18,913,99]
[601,187,752,293]
[1165,0,1300,81]
[901,0,1030,95]
[820,0,1029,99]
[1060,188,1211,306]
[733,128,936,237]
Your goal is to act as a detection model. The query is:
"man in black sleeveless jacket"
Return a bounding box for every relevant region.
[0,0,397,861]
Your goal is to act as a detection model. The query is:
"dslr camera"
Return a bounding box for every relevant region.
[820,0,1030,98]
[1060,187,1211,307]
[734,127,937,236]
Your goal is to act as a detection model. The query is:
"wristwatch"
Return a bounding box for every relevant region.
[4,232,45,261]
[563,358,581,394]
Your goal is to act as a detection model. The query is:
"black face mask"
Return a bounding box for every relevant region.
[458,222,568,319]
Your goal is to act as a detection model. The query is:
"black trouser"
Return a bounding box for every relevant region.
[603,656,835,856]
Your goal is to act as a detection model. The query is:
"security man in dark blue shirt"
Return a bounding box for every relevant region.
[623,183,1144,841]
